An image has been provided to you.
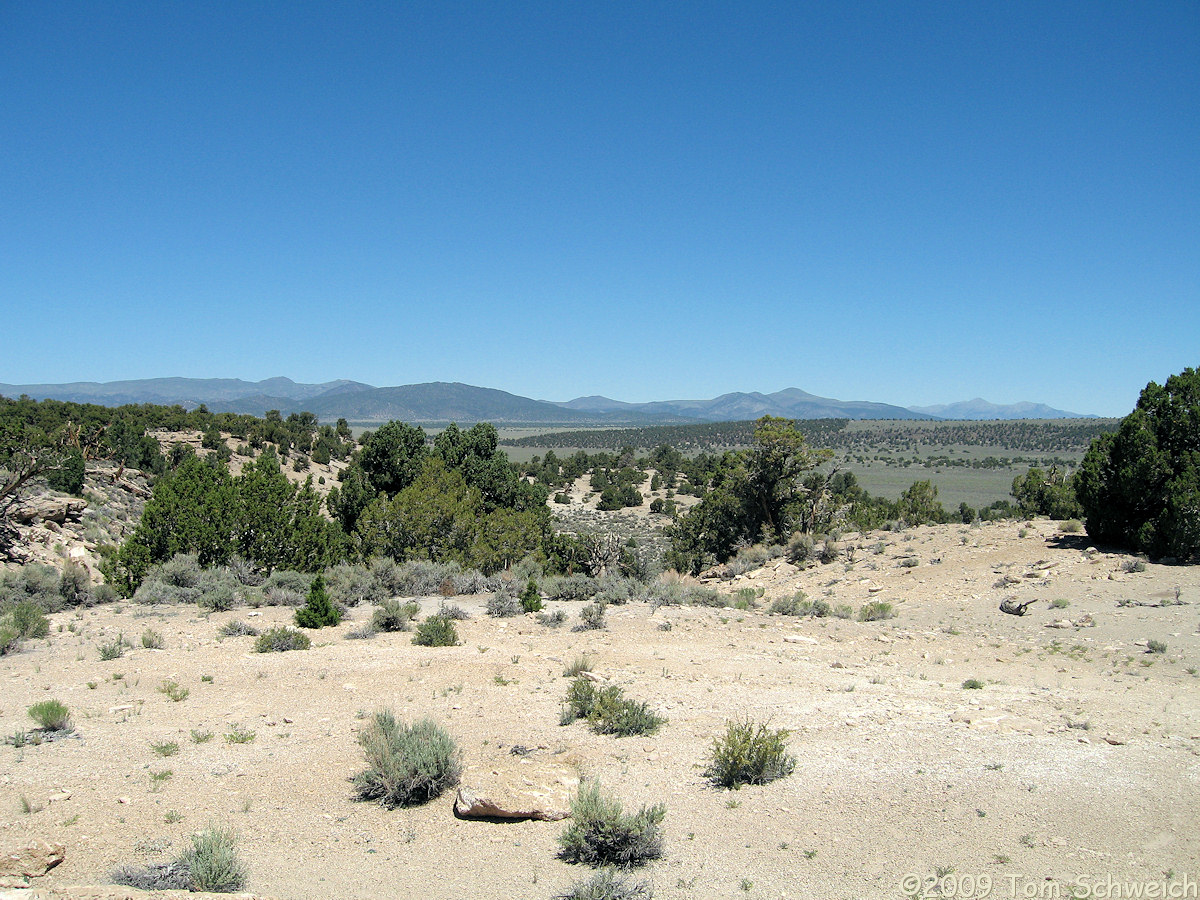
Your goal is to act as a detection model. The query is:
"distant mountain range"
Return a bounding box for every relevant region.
[0,377,1092,424]
[907,398,1093,420]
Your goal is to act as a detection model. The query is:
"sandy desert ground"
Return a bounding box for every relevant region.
[2,518,1198,900]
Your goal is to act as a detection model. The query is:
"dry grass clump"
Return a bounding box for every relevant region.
[353,711,461,808]
[28,699,72,732]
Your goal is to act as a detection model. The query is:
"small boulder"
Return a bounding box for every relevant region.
[0,839,65,881]
[453,786,570,821]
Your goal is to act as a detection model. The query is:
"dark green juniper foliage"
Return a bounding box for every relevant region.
[1076,366,1200,561]
[520,577,543,612]
[294,575,340,628]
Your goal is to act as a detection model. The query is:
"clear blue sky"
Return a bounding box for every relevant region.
[2,2,1196,416]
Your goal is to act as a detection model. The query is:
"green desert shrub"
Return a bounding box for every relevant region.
[322,563,379,608]
[554,869,653,900]
[962,678,985,690]
[576,602,607,631]
[1146,639,1168,654]
[560,678,666,737]
[558,781,665,868]
[412,614,457,647]
[858,601,895,622]
[588,690,666,737]
[0,624,20,656]
[181,825,248,892]
[371,598,420,632]
[353,711,461,808]
[786,532,816,563]
[294,575,341,628]
[2,599,50,639]
[768,592,809,616]
[544,574,603,602]
[28,699,72,732]
[704,718,795,789]
[141,628,164,649]
[98,633,127,660]
[538,609,567,627]
[254,627,311,653]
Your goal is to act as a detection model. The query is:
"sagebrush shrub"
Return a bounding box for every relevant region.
[371,598,419,632]
[353,711,461,807]
[558,781,665,867]
[181,825,248,892]
[323,563,378,607]
[412,614,457,647]
[768,593,809,616]
[218,620,260,637]
[704,718,795,789]
[3,600,50,638]
[254,627,311,652]
[576,602,607,631]
[543,574,602,602]
[786,532,815,564]
[0,624,20,656]
[554,868,653,900]
[487,589,522,618]
[0,564,61,603]
[858,601,895,622]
